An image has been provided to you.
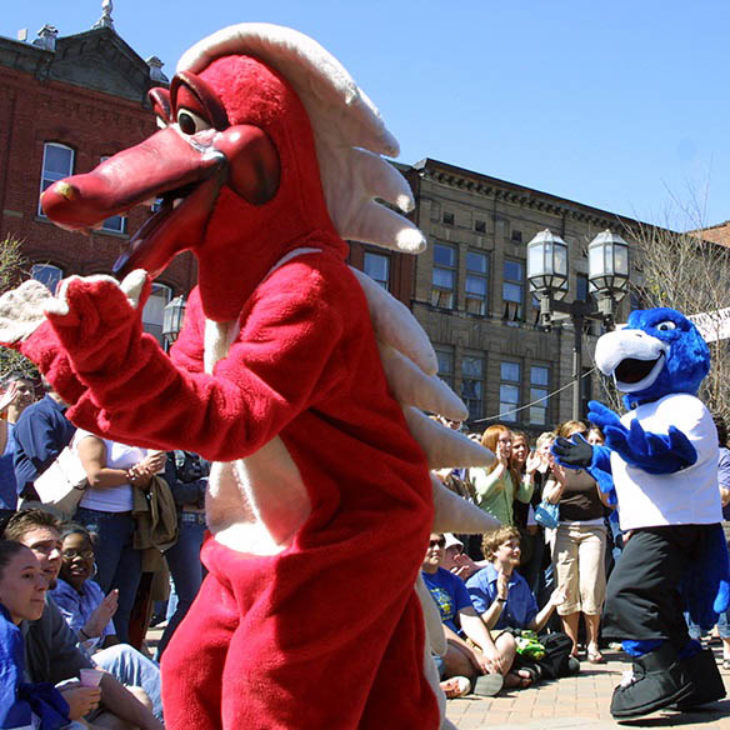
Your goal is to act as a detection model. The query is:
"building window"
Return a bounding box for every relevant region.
[434,346,454,389]
[461,353,484,422]
[503,259,524,321]
[100,157,128,234]
[529,365,550,425]
[31,263,63,293]
[499,361,521,422]
[142,283,172,344]
[363,251,389,290]
[432,243,456,309]
[511,230,523,243]
[443,212,454,225]
[39,143,74,216]
[475,219,486,233]
[465,251,488,315]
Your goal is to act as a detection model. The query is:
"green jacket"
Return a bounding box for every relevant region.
[472,467,533,526]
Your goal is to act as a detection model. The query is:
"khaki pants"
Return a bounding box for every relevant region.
[552,523,606,615]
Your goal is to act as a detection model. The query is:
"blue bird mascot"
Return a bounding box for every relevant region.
[552,307,729,718]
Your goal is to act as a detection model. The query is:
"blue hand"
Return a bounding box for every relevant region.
[586,400,623,431]
[604,417,696,475]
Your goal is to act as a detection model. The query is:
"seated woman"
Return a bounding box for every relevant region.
[0,539,84,729]
[421,532,530,695]
[49,524,162,721]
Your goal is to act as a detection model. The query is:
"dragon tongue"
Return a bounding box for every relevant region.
[114,172,225,278]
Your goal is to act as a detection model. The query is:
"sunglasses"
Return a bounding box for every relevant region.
[429,538,446,548]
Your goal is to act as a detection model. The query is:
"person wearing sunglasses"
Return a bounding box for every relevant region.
[421,533,513,697]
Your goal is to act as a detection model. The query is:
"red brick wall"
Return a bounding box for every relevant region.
[0,65,196,294]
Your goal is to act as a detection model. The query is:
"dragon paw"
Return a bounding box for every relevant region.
[45,269,148,320]
[0,279,55,346]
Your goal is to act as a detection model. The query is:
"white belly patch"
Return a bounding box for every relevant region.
[203,313,311,556]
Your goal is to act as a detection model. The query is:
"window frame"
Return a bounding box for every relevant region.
[502,257,525,322]
[431,242,457,309]
[363,251,390,290]
[499,360,521,423]
[461,351,485,422]
[31,263,64,294]
[38,143,74,217]
[529,364,550,425]
[465,250,489,316]
[434,345,455,390]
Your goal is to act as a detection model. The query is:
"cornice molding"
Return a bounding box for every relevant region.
[414,157,641,231]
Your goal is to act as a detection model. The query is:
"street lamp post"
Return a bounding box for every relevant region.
[162,295,187,351]
[527,228,630,420]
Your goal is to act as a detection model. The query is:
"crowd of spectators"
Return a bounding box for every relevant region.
[1,369,730,722]
[0,374,207,728]
[426,414,730,701]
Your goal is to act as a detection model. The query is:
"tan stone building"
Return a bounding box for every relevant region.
[397,158,640,435]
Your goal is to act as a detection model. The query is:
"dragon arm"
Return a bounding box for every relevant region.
[587,400,697,475]
[43,263,347,462]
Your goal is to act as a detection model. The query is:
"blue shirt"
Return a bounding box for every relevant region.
[50,578,115,646]
[0,422,17,509]
[466,564,538,630]
[14,395,75,492]
[422,567,472,634]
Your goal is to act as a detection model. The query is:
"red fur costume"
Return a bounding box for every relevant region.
[3,25,495,729]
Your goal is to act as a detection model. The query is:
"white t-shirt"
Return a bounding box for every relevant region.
[74,430,146,512]
[611,393,722,531]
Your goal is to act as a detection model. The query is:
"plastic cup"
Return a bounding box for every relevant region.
[79,668,104,687]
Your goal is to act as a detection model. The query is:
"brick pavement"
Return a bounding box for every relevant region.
[446,647,730,729]
[146,626,730,728]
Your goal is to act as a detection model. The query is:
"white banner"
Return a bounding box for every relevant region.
[688,307,730,344]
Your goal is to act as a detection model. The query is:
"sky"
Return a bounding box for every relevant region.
[4,0,730,230]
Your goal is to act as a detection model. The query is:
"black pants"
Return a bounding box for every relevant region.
[603,524,719,653]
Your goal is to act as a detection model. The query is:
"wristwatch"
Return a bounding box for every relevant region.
[495,597,507,603]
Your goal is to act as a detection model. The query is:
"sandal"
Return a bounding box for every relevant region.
[587,650,606,664]
[504,669,534,689]
[440,675,471,699]
[473,673,504,697]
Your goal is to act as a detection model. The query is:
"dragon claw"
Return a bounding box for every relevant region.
[0,279,55,345]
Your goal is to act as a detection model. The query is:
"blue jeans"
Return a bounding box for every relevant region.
[94,644,163,720]
[75,507,141,644]
[156,512,205,659]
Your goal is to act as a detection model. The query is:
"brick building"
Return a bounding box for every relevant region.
[1,17,650,433]
[0,18,195,342]
[398,159,644,434]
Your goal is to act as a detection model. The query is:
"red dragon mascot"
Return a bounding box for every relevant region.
[0,24,497,729]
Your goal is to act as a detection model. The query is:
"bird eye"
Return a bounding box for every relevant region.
[655,321,677,332]
[176,108,212,135]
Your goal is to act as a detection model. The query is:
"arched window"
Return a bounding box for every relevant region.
[39,143,74,216]
[31,263,64,294]
[142,283,172,344]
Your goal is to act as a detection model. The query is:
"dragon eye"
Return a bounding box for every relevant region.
[655,321,677,332]
[177,108,212,135]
